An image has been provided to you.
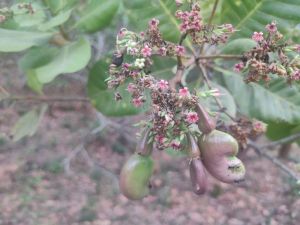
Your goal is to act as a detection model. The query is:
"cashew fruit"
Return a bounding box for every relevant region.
[199,130,245,183]
[196,103,216,134]
[136,128,153,156]
[119,154,154,200]
[189,158,208,195]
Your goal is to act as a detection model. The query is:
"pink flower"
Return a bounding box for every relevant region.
[179,87,190,97]
[295,45,300,53]
[175,0,183,7]
[158,47,167,56]
[175,45,185,56]
[155,135,165,144]
[265,21,277,33]
[291,70,300,81]
[141,45,152,57]
[122,63,130,71]
[186,111,199,123]
[0,15,6,23]
[252,32,264,42]
[118,28,126,38]
[140,32,145,37]
[157,80,169,90]
[234,62,244,72]
[149,18,159,30]
[132,97,144,107]
[170,140,181,149]
[253,120,267,133]
[127,83,136,93]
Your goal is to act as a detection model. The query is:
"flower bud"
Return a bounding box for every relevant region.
[186,134,200,158]
[136,128,153,156]
[196,103,216,134]
[189,158,207,195]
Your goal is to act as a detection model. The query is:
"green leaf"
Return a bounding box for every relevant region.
[75,0,119,33]
[266,122,296,140]
[201,82,237,121]
[221,0,300,39]
[43,0,77,14]
[38,9,72,31]
[0,29,53,52]
[11,105,47,142]
[11,3,46,27]
[31,38,91,84]
[215,67,300,124]
[87,58,147,116]
[19,46,59,93]
[221,38,257,55]
[123,0,182,43]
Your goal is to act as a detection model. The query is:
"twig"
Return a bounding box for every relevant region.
[8,95,90,103]
[197,54,242,60]
[198,63,236,121]
[260,132,300,150]
[199,0,220,54]
[169,33,188,89]
[248,141,300,182]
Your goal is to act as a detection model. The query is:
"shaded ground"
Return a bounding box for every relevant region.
[1,55,300,225]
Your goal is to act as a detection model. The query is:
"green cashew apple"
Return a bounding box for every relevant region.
[119,154,154,200]
[136,128,153,156]
[199,130,245,183]
[189,158,208,195]
[196,103,216,134]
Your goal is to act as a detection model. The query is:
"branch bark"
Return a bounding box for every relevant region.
[8,95,90,103]
[248,141,300,182]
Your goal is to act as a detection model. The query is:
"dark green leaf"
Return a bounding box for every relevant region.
[215,67,300,124]
[221,0,300,39]
[75,0,119,33]
[221,38,256,55]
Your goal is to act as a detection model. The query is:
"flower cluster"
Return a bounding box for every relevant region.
[175,3,235,45]
[234,21,300,83]
[219,118,267,148]
[108,20,221,151]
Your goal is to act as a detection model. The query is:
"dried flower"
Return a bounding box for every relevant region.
[252,32,264,42]
[0,15,6,23]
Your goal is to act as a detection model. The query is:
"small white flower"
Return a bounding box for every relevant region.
[134,58,145,68]
[126,40,137,53]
